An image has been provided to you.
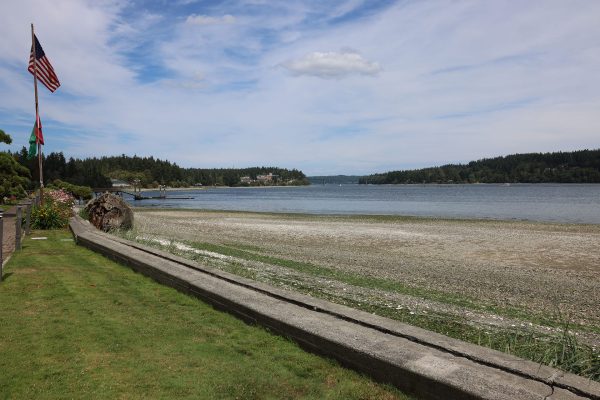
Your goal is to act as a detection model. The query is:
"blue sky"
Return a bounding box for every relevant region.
[1,0,599,175]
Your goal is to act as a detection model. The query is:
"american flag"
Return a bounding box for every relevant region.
[28,35,60,93]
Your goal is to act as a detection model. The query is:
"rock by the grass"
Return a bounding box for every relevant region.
[85,193,133,232]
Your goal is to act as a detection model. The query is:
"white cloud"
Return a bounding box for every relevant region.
[281,50,381,78]
[185,14,235,26]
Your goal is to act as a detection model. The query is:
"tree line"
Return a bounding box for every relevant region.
[307,175,362,184]
[10,148,309,189]
[360,149,600,184]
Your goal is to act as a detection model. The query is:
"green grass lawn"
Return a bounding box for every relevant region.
[0,230,411,400]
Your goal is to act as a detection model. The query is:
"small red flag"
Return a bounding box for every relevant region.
[35,113,44,145]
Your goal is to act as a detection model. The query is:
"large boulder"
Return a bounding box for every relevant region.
[85,193,133,231]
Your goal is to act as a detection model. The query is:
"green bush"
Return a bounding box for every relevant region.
[31,203,69,229]
[31,189,75,229]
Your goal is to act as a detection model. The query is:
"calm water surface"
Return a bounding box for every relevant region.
[128,184,600,224]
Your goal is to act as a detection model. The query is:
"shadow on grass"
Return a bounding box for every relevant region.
[0,272,13,281]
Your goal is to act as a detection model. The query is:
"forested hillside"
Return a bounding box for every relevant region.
[307,175,362,184]
[360,149,600,184]
[12,148,308,188]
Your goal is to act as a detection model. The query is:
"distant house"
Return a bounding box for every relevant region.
[240,176,253,184]
[111,179,130,188]
[256,173,278,183]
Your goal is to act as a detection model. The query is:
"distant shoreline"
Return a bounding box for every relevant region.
[360,148,600,185]
[136,185,308,192]
[130,182,600,192]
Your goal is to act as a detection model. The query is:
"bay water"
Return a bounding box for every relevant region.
[126,184,600,224]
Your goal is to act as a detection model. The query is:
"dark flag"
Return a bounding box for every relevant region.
[27,114,44,159]
[28,119,39,159]
[28,35,60,92]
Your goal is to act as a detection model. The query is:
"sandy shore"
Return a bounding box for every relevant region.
[129,209,600,337]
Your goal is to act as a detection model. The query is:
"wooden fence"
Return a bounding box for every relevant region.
[0,195,38,281]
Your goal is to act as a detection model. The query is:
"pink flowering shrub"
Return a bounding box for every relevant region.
[46,189,75,208]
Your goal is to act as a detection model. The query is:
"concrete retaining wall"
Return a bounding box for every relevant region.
[69,216,599,400]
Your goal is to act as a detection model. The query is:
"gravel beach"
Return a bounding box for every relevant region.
[129,209,600,336]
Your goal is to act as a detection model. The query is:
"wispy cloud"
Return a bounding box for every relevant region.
[185,14,235,25]
[281,50,381,78]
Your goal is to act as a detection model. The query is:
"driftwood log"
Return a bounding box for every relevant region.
[85,193,133,232]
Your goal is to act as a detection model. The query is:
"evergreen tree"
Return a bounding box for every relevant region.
[1,131,30,200]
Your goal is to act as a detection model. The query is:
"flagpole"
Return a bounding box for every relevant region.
[31,23,44,204]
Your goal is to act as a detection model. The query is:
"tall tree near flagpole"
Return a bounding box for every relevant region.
[30,23,44,203]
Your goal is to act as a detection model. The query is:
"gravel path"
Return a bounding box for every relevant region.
[131,210,600,332]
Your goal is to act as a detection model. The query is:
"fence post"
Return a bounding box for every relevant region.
[15,206,22,251]
[0,215,3,281]
[25,203,32,235]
